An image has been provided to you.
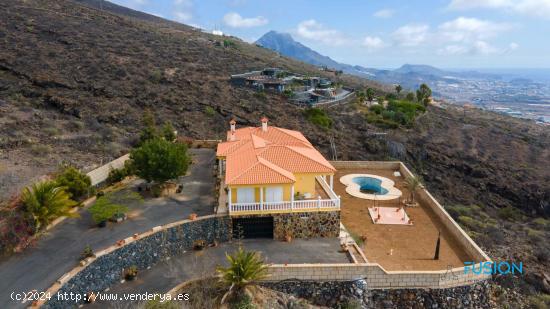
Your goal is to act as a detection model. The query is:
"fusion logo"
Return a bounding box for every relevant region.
[464,261,523,275]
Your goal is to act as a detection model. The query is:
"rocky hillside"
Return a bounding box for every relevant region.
[0,0,549,306]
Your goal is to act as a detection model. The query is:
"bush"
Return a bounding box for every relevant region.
[161,121,177,142]
[498,206,522,221]
[81,245,94,259]
[130,137,191,183]
[369,104,384,114]
[230,293,255,309]
[205,106,215,117]
[88,193,130,224]
[107,167,127,184]
[303,108,332,129]
[55,166,92,201]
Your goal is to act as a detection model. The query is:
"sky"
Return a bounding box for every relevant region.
[110,0,550,69]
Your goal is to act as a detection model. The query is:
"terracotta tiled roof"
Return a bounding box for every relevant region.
[218,124,335,185]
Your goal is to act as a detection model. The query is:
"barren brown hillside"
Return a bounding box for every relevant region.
[1,1,550,305]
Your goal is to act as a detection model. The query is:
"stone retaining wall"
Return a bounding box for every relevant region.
[273,211,340,240]
[41,215,231,308]
[262,279,491,308]
[265,263,489,289]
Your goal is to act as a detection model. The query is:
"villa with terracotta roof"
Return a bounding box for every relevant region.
[216,117,341,239]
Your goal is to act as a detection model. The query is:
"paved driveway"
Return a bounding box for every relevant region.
[0,149,216,309]
[89,238,349,308]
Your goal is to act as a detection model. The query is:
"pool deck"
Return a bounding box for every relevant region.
[335,167,472,271]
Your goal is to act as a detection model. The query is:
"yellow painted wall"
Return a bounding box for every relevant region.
[230,184,292,203]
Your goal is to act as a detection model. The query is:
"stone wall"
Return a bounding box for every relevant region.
[42,215,231,309]
[273,211,340,240]
[263,280,491,309]
[265,263,490,288]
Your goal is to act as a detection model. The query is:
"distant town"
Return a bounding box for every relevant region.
[432,77,550,124]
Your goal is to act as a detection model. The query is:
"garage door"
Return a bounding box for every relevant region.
[232,217,274,239]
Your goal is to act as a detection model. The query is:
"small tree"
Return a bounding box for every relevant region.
[416,83,432,106]
[366,88,375,102]
[395,84,402,95]
[162,121,177,142]
[21,181,78,231]
[55,166,92,201]
[139,110,158,145]
[217,247,269,304]
[405,92,415,102]
[88,193,133,224]
[130,138,190,183]
[404,176,422,205]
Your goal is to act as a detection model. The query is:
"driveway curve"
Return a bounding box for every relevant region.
[0,149,216,309]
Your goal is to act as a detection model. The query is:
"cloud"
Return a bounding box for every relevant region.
[448,0,550,18]
[438,17,513,43]
[373,9,394,18]
[362,36,385,50]
[296,19,348,45]
[223,12,268,28]
[437,41,519,55]
[172,0,193,23]
[392,24,430,46]
[174,11,193,22]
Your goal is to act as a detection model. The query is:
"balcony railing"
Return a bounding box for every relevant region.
[229,197,340,214]
[228,176,340,215]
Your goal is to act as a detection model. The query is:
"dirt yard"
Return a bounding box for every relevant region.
[335,168,473,271]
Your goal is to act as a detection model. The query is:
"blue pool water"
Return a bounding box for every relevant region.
[352,177,388,195]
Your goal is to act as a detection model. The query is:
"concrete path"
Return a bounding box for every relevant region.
[0,149,216,309]
[88,238,349,308]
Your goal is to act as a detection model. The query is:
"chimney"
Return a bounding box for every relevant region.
[229,119,236,133]
[229,132,236,141]
[261,117,268,132]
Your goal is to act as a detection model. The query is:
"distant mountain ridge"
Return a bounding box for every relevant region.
[255,31,498,91]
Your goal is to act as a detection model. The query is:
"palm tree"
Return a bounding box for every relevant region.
[404,176,422,205]
[21,180,78,231]
[217,247,269,304]
[395,84,402,95]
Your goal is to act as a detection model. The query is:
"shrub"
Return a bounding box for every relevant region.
[161,121,176,142]
[88,193,130,224]
[81,245,94,260]
[55,166,92,201]
[205,106,215,117]
[526,228,544,242]
[130,137,191,183]
[369,104,384,114]
[498,206,522,221]
[458,216,485,231]
[282,89,294,98]
[303,108,332,129]
[149,69,163,83]
[229,293,255,309]
[125,265,138,280]
[107,167,127,184]
[527,294,550,309]
[21,181,78,231]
